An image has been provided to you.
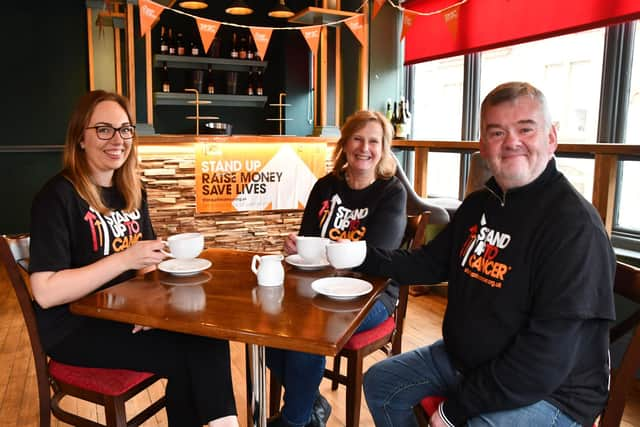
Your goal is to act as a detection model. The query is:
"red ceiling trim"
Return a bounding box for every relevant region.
[403,0,640,65]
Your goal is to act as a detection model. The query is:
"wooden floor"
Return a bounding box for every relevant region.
[1,266,640,427]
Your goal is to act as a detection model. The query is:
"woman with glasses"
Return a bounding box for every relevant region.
[28,90,239,427]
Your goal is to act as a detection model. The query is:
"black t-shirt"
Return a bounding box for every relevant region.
[29,174,155,351]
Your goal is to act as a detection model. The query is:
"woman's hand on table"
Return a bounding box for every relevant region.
[283,233,298,255]
[122,239,165,270]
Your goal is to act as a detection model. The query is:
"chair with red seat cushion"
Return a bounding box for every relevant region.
[0,234,166,427]
[268,212,430,427]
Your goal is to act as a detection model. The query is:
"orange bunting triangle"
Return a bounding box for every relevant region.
[345,15,366,47]
[401,10,418,41]
[138,0,164,38]
[195,17,220,54]
[300,26,322,57]
[372,0,385,21]
[250,27,273,61]
[443,5,461,40]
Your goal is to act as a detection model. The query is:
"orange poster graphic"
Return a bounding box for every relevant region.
[345,15,366,47]
[443,5,461,40]
[300,26,322,57]
[195,142,327,213]
[195,17,220,54]
[372,0,385,21]
[401,10,418,41]
[138,0,164,37]
[250,27,273,61]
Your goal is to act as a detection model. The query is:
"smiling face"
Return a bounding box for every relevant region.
[343,120,383,179]
[480,95,557,191]
[82,100,133,186]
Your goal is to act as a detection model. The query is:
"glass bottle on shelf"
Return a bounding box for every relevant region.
[385,99,393,122]
[247,34,255,60]
[247,69,254,95]
[206,65,215,95]
[401,96,412,139]
[161,62,171,93]
[190,30,200,56]
[160,26,168,54]
[238,34,248,59]
[255,70,263,96]
[391,101,398,137]
[176,32,186,56]
[395,99,407,139]
[168,28,176,55]
[230,32,239,59]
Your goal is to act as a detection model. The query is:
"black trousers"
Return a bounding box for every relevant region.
[49,317,237,427]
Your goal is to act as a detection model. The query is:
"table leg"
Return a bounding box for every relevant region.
[247,343,267,427]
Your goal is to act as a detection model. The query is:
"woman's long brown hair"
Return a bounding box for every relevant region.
[62,90,141,215]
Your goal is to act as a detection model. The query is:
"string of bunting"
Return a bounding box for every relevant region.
[371,0,469,40]
[138,0,368,60]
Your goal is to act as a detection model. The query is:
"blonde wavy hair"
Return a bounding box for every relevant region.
[62,90,141,215]
[332,110,396,179]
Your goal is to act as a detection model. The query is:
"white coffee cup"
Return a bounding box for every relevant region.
[162,232,204,259]
[326,240,367,269]
[296,236,330,263]
[251,254,285,287]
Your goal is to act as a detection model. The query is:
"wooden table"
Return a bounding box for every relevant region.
[70,248,386,427]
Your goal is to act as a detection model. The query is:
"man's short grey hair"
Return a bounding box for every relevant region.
[480,82,552,134]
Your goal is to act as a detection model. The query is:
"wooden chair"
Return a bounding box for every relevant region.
[268,211,431,427]
[0,234,166,427]
[415,261,640,427]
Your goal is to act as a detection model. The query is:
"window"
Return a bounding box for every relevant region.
[412,56,464,198]
[616,24,640,233]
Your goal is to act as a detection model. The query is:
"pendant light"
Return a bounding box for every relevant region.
[226,0,254,15]
[178,1,208,9]
[268,0,294,18]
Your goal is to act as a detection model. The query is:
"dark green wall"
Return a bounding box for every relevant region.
[2,2,88,234]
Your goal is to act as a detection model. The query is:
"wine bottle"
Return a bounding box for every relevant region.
[238,34,248,60]
[401,96,412,139]
[230,32,239,59]
[247,34,255,60]
[190,30,200,56]
[391,101,398,138]
[247,69,254,95]
[206,65,215,95]
[161,62,171,93]
[168,28,176,55]
[395,99,407,139]
[385,99,393,122]
[160,26,168,55]
[255,70,263,96]
[176,32,185,56]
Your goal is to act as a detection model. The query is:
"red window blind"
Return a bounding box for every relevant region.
[404,0,640,65]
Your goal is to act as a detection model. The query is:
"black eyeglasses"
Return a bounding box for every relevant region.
[86,125,136,140]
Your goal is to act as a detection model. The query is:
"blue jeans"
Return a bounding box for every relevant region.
[363,340,580,427]
[267,300,390,426]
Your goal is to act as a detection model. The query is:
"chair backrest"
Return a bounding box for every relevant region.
[464,152,492,198]
[0,234,52,423]
[599,261,640,427]
[392,152,450,224]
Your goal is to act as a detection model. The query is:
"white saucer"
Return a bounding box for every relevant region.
[311,277,373,300]
[158,258,212,276]
[285,254,330,271]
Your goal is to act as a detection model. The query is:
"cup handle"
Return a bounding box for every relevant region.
[160,240,173,258]
[251,255,260,275]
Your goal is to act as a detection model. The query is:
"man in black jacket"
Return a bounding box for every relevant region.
[360,82,616,427]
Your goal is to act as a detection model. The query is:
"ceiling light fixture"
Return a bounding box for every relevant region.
[225,0,254,15]
[268,0,294,18]
[178,1,208,9]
